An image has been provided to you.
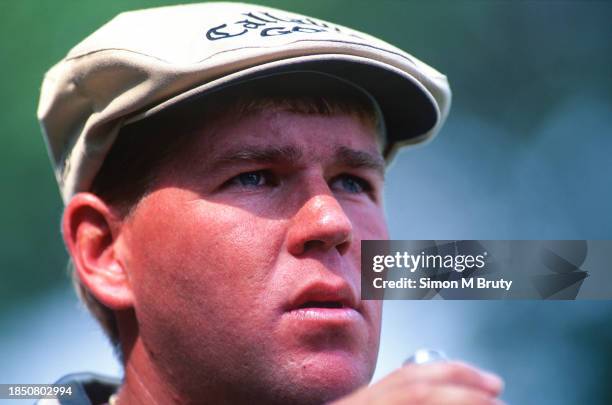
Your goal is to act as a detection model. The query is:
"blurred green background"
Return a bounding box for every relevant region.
[1,1,611,404]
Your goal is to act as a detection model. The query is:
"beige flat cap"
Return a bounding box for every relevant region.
[38,2,451,202]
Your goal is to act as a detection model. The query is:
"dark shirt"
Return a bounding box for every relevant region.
[36,373,120,405]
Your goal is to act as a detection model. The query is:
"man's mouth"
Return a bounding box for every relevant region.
[298,300,345,309]
[284,281,362,323]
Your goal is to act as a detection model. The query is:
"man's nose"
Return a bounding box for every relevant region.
[286,193,353,256]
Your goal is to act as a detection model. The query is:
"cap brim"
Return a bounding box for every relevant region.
[124,54,440,160]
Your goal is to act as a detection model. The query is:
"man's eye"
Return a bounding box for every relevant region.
[227,171,274,188]
[331,175,371,194]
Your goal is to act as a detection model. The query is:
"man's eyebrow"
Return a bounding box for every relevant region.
[209,145,303,169]
[335,146,386,177]
[206,144,385,177]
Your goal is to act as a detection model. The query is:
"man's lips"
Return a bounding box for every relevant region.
[284,280,362,322]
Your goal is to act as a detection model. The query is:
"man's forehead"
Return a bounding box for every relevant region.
[190,110,384,168]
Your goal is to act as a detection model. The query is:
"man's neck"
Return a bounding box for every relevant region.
[116,338,183,405]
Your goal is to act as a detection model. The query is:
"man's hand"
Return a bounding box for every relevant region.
[332,362,504,405]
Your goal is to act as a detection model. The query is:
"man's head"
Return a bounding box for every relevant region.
[63,75,387,404]
[38,3,450,404]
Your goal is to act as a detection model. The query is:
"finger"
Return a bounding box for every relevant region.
[399,361,504,396]
[398,383,505,405]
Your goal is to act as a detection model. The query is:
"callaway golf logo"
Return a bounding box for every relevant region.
[205,11,359,41]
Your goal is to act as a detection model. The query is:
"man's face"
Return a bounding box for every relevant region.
[117,107,388,404]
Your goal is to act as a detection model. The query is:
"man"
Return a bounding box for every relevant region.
[38,3,504,404]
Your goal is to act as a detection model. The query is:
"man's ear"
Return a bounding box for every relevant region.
[63,193,133,310]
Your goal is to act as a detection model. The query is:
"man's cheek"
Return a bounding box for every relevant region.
[344,204,388,239]
[146,213,281,297]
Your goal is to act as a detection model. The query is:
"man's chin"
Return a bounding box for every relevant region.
[273,351,372,404]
